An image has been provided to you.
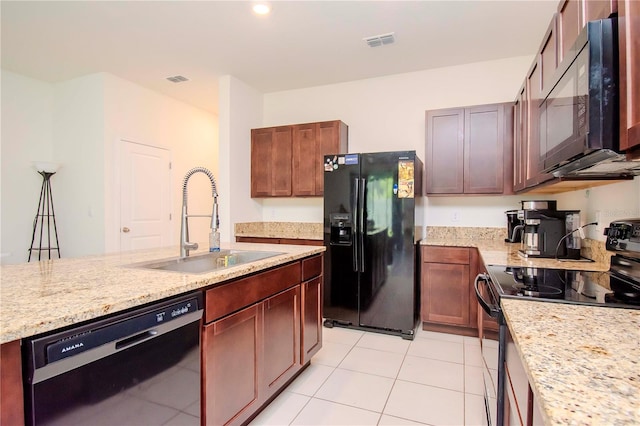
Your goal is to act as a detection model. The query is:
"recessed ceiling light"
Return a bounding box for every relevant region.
[253,3,271,15]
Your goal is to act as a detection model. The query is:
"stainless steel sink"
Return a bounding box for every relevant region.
[130,250,284,274]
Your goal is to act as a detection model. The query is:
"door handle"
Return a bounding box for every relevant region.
[122,227,130,233]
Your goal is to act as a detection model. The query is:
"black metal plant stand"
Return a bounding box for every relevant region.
[28,171,60,261]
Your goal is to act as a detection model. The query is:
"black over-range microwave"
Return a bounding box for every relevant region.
[539,17,640,177]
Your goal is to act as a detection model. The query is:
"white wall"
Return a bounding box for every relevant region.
[219,76,263,242]
[102,73,217,252]
[52,74,106,258]
[261,55,536,225]
[555,179,640,241]
[1,71,55,264]
[1,71,218,264]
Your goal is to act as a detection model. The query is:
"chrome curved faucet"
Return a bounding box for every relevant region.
[180,167,219,257]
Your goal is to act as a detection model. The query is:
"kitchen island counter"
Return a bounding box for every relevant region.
[0,242,324,344]
[502,298,640,425]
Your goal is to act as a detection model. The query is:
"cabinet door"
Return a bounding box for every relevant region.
[426,108,465,194]
[292,123,317,196]
[1,340,24,426]
[251,128,275,197]
[583,0,615,23]
[315,121,347,196]
[263,286,301,398]
[540,16,558,95]
[505,326,536,426]
[421,262,470,326]
[464,104,505,194]
[619,0,640,152]
[202,305,262,426]
[251,126,292,197]
[557,0,580,64]
[513,84,527,192]
[525,61,554,188]
[301,276,323,364]
[272,127,293,196]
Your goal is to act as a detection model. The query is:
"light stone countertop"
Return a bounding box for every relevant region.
[421,237,611,271]
[422,232,637,425]
[0,242,324,344]
[502,299,640,425]
[235,222,323,240]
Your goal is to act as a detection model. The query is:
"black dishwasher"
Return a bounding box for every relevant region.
[23,291,203,426]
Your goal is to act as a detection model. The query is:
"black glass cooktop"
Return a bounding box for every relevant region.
[485,264,640,309]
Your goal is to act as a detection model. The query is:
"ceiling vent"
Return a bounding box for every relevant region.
[166,75,189,83]
[363,32,395,48]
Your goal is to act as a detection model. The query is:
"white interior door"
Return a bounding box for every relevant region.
[120,141,171,251]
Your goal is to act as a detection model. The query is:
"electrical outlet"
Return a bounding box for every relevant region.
[452,210,460,222]
[595,210,602,234]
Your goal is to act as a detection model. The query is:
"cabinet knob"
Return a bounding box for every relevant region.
[122,227,130,233]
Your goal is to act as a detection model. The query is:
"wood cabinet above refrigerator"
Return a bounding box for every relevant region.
[251,120,348,198]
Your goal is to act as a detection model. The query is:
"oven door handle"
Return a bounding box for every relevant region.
[474,273,500,318]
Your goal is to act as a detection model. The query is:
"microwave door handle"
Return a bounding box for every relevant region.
[474,273,500,318]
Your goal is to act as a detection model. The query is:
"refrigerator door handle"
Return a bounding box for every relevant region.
[358,178,366,272]
[352,178,360,272]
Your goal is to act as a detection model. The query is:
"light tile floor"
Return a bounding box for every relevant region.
[250,327,486,426]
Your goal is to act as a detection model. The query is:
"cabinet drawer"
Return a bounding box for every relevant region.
[205,262,301,323]
[422,246,470,264]
[302,255,322,281]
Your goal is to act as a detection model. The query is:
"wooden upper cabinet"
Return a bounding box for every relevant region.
[619,0,640,154]
[513,83,527,192]
[464,104,509,194]
[292,120,348,197]
[251,126,292,197]
[426,108,465,194]
[426,103,513,195]
[583,0,616,23]
[253,120,348,198]
[557,0,581,64]
[540,14,558,95]
[557,0,616,65]
[314,121,348,195]
[292,123,317,196]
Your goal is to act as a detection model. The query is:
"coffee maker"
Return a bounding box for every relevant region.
[517,201,581,259]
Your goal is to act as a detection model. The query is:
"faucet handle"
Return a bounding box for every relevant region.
[185,242,199,250]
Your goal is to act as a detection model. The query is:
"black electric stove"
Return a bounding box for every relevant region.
[485,219,640,310]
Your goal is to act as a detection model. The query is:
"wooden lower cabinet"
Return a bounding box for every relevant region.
[202,255,323,425]
[0,340,25,426]
[422,261,470,326]
[301,276,322,364]
[505,326,543,426]
[203,304,262,426]
[263,286,301,396]
[420,246,478,334]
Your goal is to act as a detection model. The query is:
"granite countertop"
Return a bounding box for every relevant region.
[0,242,324,344]
[421,237,611,271]
[502,299,640,425]
[235,222,322,240]
[422,227,637,424]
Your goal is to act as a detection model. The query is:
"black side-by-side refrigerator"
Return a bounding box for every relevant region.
[323,151,423,340]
